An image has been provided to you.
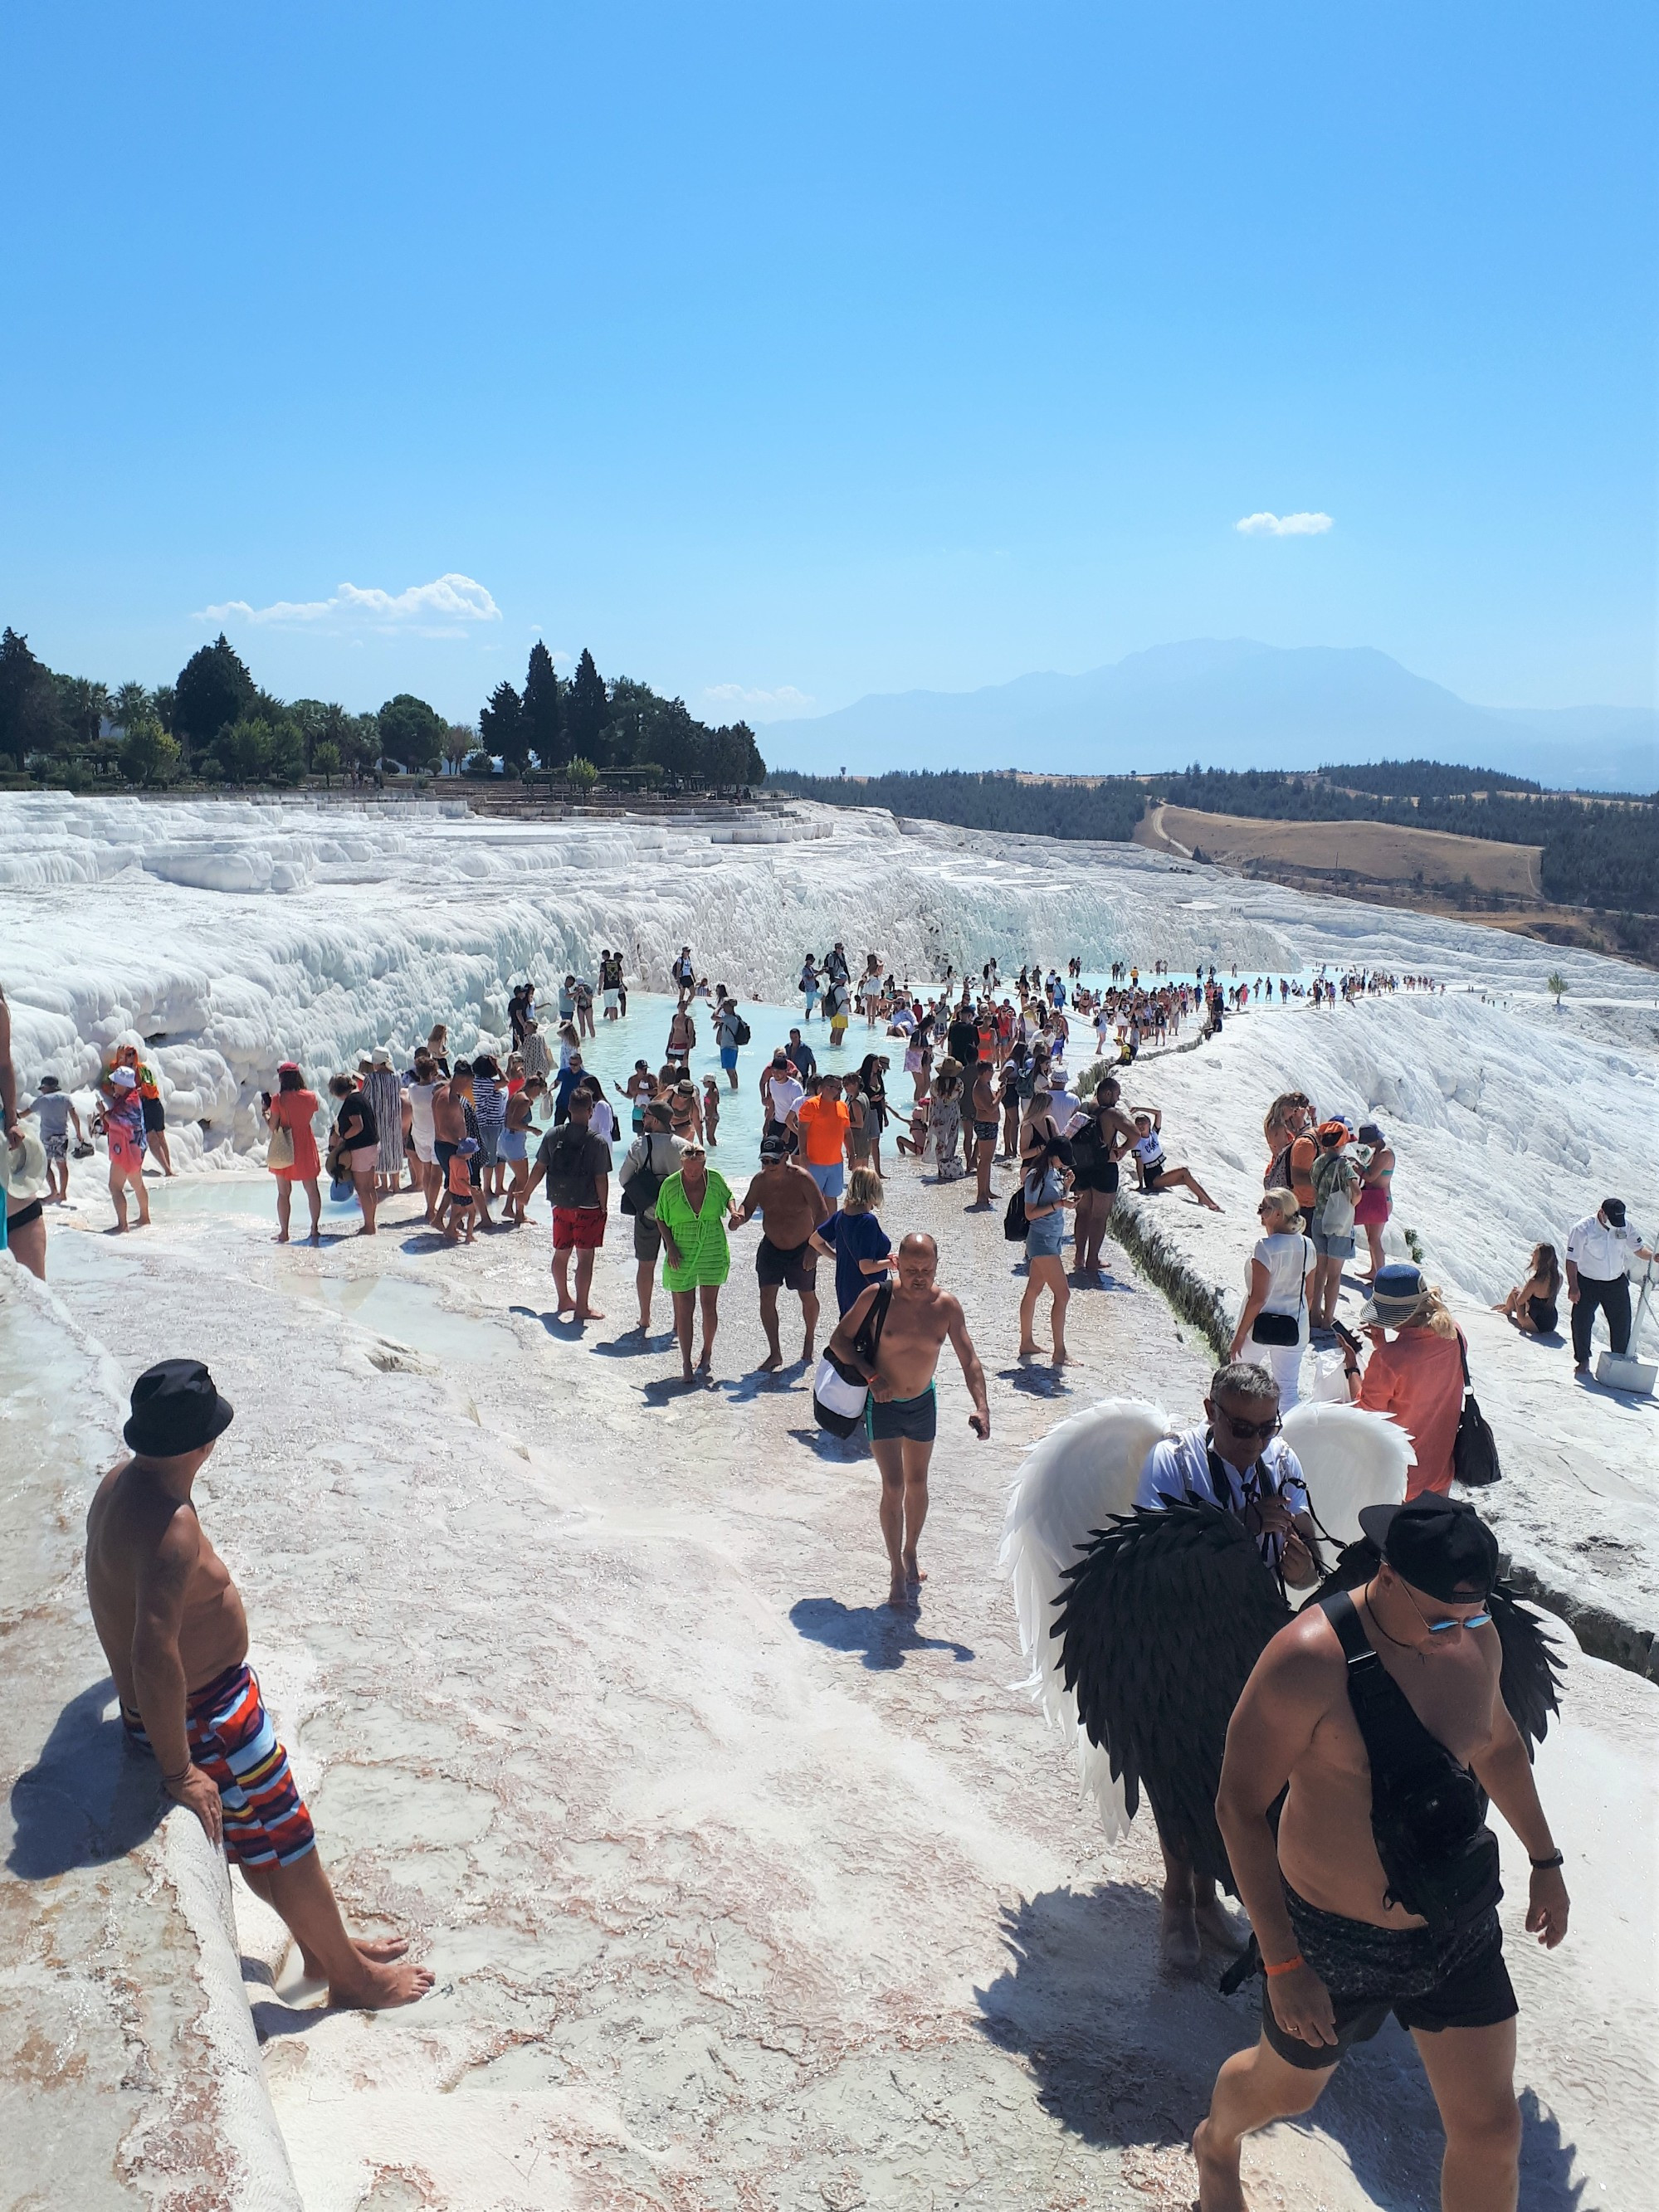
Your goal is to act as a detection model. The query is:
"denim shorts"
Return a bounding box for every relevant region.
[1308,1221,1355,1261]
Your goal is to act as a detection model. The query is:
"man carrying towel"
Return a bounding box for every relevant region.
[85,1360,432,2008]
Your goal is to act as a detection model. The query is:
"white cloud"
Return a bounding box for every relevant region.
[1234,511,1334,538]
[703,682,814,717]
[195,573,501,637]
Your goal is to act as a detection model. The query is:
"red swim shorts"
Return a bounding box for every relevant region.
[553,1206,606,1250]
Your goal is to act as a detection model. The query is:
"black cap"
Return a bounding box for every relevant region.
[124,1360,235,1458]
[1602,1197,1626,1227]
[1359,1495,1498,1602]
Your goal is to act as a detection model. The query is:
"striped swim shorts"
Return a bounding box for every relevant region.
[124,1661,316,1868]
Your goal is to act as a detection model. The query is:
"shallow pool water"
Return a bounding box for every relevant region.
[279,1274,516,1364]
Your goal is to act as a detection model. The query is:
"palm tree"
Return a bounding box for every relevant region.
[111,680,152,734]
[1546,971,1567,1012]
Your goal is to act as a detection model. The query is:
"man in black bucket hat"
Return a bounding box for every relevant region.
[1191,1492,1569,2212]
[85,1360,432,2009]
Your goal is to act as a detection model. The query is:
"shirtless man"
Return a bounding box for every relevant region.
[428,1066,465,1230]
[85,1361,431,2009]
[734,1142,831,1369]
[968,1057,1000,1209]
[1193,1494,1568,2212]
[825,1233,990,1606]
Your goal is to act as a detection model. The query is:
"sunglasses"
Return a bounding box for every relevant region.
[1401,1583,1492,1634]
[1217,1407,1282,1444]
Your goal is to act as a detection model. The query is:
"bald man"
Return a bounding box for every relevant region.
[826,1233,989,1605]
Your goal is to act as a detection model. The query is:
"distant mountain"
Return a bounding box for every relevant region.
[761,641,1657,793]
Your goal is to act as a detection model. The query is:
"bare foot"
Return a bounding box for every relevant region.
[1052,1349,1069,1367]
[887,1572,914,1607]
[801,1338,815,1363]
[354,1933,412,1963]
[902,1552,927,1585]
[573,1305,605,1321]
[1192,2116,1248,2211]
[757,1350,783,1372]
[1017,1340,1038,1358]
[1202,1198,1223,1213]
[681,1362,696,1383]
[327,1954,434,2010]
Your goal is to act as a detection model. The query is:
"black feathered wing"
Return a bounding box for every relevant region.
[1311,1542,1565,1756]
[1053,1500,1292,1893]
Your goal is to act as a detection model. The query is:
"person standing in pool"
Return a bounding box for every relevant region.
[85,1359,432,2010]
[826,1234,990,1608]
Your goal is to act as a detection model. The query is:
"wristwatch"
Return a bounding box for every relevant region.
[1530,1849,1564,1870]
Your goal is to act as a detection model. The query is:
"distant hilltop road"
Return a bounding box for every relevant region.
[764,638,1659,793]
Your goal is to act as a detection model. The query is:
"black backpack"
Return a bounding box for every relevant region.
[1003,1183,1028,1241]
[734,1016,752,1046]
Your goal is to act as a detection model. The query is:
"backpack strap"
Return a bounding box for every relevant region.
[1318,1586,1375,1669]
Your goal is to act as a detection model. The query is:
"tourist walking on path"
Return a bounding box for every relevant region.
[856,1052,888,1175]
[810,1167,894,1317]
[1229,1190,1315,1406]
[968,1055,1000,1209]
[261,1064,320,1245]
[1134,1362,1319,1972]
[1071,1075,1136,1281]
[618,1099,686,1333]
[1344,1264,1466,1497]
[364,1048,405,1197]
[326,1074,380,1235]
[1494,1244,1561,1337]
[824,1233,989,1608]
[715,994,745,1089]
[1352,1121,1395,1285]
[500,1080,535,1223]
[655,1139,738,1381]
[927,1060,964,1181]
[523,1090,612,1320]
[1306,1120,1359,1328]
[797,1073,851,1201]
[85,1359,432,2008]
[1564,1198,1653,1375]
[735,1142,832,1369]
[1018,1134,1074,1365]
[1192,1495,1568,2212]
[99,1065,152,1233]
[22,1075,83,1207]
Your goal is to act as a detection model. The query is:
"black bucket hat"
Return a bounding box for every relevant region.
[124,1360,235,1457]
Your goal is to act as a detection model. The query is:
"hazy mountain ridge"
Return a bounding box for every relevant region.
[763,640,1657,792]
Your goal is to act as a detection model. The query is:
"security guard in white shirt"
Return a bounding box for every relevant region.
[1564,1197,1654,1372]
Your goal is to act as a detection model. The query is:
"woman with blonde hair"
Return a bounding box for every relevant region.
[810,1165,893,1317]
[1344,1263,1466,1497]
[1228,1188,1315,1405]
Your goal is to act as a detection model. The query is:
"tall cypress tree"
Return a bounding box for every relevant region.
[521,641,564,768]
[564,647,610,765]
[479,680,524,772]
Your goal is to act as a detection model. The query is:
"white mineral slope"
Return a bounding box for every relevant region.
[0,1267,300,2212]
[1104,989,1659,1663]
[4,791,1652,1172]
[20,1162,1655,2212]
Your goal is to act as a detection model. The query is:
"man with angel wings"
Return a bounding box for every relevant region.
[1002,1373,1568,2212]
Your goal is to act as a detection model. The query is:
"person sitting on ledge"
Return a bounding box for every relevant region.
[85,1360,432,2009]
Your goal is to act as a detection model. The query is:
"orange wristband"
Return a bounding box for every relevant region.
[1264,1953,1305,1978]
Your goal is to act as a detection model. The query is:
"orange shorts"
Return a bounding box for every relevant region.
[553,1206,605,1250]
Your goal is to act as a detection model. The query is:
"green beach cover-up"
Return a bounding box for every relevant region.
[656,1168,734,1291]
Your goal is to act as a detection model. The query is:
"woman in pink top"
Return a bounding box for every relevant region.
[261,1061,323,1245]
[1344,1262,1466,1497]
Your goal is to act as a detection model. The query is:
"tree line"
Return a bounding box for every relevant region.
[766,759,1659,919]
[0,628,764,795]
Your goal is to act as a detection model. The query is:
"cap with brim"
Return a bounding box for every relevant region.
[1602,1198,1627,1227]
[124,1360,235,1457]
[1359,1262,1427,1327]
[277,1060,300,1074]
[1358,1496,1498,1602]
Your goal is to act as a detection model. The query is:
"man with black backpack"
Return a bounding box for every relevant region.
[617,1099,685,1334]
[1193,1494,1569,2212]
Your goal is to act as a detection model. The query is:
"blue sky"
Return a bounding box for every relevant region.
[2,3,1652,728]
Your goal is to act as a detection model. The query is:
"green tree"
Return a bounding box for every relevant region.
[204,714,303,785]
[521,642,564,769]
[566,754,599,793]
[288,698,331,772]
[339,713,383,782]
[478,681,521,772]
[111,680,154,734]
[151,683,177,733]
[313,741,342,789]
[0,628,68,767]
[53,674,112,751]
[565,648,610,764]
[173,634,256,763]
[1546,971,1567,1011]
[442,722,475,775]
[120,717,182,787]
[377,693,443,774]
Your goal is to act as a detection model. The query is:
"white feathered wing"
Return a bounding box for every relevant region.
[1280,1400,1413,1552]
[998,1396,1173,1838]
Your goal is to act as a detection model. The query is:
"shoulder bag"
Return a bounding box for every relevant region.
[1452,1333,1501,1486]
[813,1285,893,1439]
[1251,1235,1309,1347]
[266,1115,295,1172]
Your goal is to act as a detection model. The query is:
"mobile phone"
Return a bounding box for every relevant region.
[1331,1318,1361,1352]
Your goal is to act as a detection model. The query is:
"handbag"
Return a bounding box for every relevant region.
[813,1285,892,1438]
[266,1119,295,1172]
[1452,1334,1501,1486]
[1252,1235,1309,1347]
